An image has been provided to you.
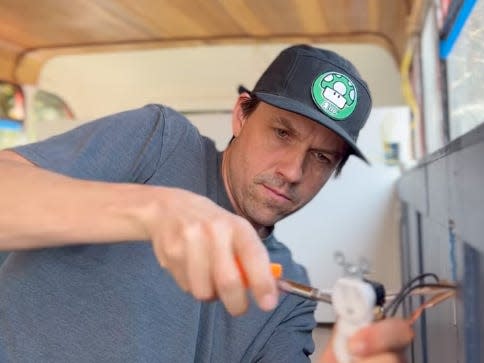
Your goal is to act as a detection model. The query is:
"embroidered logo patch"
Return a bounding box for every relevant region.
[311,72,357,120]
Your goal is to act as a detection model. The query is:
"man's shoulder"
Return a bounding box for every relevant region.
[102,104,193,128]
[104,104,206,146]
[141,104,211,139]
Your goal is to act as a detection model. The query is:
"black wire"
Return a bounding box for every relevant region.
[383,273,439,314]
[383,273,440,316]
[388,282,455,317]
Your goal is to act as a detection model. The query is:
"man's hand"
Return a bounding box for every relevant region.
[138,187,279,316]
[319,318,414,363]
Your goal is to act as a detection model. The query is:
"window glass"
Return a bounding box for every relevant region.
[30,89,76,141]
[0,82,26,150]
[446,0,484,140]
[32,89,75,124]
[0,82,25,122]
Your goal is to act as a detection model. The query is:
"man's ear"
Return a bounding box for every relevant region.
[232,92,251,137]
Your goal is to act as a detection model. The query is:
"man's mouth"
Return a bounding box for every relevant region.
[262,184,292,202]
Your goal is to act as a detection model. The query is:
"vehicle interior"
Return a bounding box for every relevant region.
[0,1,482,362]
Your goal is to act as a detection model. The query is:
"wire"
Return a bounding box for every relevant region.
[408,290,456,325]
[388,282,456,317]
[383,273,440,316]
[400,37,424,159]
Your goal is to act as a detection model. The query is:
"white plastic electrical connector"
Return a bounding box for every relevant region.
[332,277,376,363]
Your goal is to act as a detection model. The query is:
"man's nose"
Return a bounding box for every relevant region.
[276,149,305,183]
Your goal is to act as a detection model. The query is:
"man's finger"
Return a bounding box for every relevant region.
[233,219,278,312]
[211,221,248,316]
[213,255,248,315]
[348,318,414,357]
[186,232,214,300]
[359,352,406,363]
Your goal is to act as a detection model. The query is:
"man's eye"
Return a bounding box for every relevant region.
[314,151,330,164]
[275,128,289,138]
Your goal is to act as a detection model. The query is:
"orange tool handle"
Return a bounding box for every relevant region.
[236,259,283,287]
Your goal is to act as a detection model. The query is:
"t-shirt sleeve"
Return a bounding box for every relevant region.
[13,104,165,183]
[254,298,317,363]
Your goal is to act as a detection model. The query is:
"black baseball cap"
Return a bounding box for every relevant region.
[241,44,372,162]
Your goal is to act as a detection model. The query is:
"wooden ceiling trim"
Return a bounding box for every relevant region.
[0,2,144,48]
[0,0,425,84]
[81,2,158,41]
[101,1,208,38]
[0,54,17,82]
[0,1,418,45]
[100,1,211,39]
[153,0,241,38]
[13,32,399,84]
[322,2,354,34]
[217,1,271,36]
[368,0,381,32]
[378,1,407,36]
[402,0,414,14]
[406,0,429,37]
[0,39,22,82]
[91,1,163,38]
[293,0,328,33]
[345,1,374,31]
[12,52,43,85]
[0,2,111,47]
[235,1,306,35]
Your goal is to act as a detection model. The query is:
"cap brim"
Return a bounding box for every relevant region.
[254,92,369,164]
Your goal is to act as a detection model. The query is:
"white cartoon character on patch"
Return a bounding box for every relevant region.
[321,74,356,109]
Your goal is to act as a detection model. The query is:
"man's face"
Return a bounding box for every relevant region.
[223,97,348,233]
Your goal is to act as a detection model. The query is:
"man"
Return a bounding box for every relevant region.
[0,45,412,362]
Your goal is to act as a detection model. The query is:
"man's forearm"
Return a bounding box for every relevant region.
[0,158,151,250]
[0,151,279,315]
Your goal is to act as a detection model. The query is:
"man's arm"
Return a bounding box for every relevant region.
[0,150,278,315]
[0,150,149,248]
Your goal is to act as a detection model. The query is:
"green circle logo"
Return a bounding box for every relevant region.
[311,72,357,120]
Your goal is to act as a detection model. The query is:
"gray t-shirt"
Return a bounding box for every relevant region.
[0,104,317,362]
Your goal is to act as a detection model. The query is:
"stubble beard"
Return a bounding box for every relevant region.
[239,174,300,227]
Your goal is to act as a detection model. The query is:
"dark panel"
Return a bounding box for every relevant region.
[421,217,460,363]
[398,166,428,215]
[398,124,484,363]
[400,206,428,363]
[462,243,481,363]
[447,141,484,249]
[426,155,449,225]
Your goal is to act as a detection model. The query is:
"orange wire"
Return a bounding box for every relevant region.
[408,290,456,325]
